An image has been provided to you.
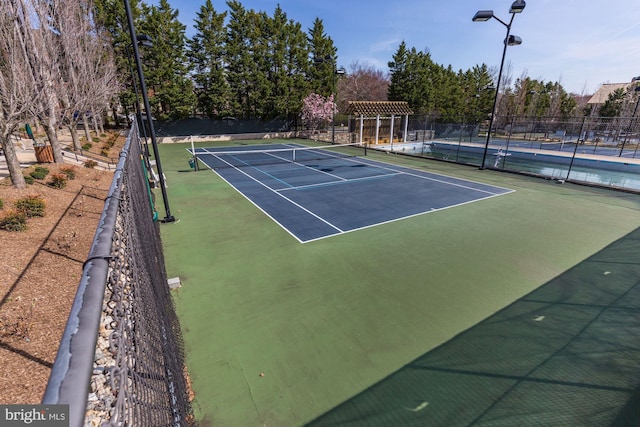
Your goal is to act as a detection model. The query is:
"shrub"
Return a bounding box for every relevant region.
[100,148,109,157]
[82,143,92,150]
[0,210,27,232]
[48,173,67,189]
[60,166,76,180]
[0,198,3,209]
[83,160,98,169]
[29,166,49,180]
[15,195,45,218]
[23,175,34,185]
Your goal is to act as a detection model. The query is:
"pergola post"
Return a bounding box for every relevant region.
[343,102,413,146]
[390,114,395,148]
[403,115,409,142]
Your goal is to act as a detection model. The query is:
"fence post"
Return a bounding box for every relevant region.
[566,116,587,180]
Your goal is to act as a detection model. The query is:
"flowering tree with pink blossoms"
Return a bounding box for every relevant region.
[301,93,336,133]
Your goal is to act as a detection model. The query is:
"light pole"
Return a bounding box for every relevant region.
[333,67,346,144]
[123,0,175,223]
[473,0,526,169]
[125,35,152,163]
[313,55,344,144]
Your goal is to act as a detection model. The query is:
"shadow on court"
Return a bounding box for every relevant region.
[307,226,640,427]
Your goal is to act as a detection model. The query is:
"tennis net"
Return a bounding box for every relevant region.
[200,143,366,169]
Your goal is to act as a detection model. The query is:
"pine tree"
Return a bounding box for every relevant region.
[187,0,229,118]
[460,65,494,123]
[140,0,195,120]
[263,5,310,119]
[308,18,337,97]
[225,1,255,118]
[388,42,410,103]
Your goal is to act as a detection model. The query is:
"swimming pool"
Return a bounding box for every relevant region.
[374,141,640,191]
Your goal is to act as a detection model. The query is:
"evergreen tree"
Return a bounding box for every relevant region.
[187,0,229,118]
[437,65,463,123]
[308,18,337,97]
[389,44,445,118]
[225,1,257,118]
[388,41,409,102]
[140,0,195,119]
[263,5,310,119]
[460,65,494,123]
[599,89,627,117]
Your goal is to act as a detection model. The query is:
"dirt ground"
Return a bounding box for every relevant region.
[0,136,122,404]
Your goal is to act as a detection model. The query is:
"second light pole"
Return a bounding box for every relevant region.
[123,0,175,222]
[333,67,346,144]
[473,0,526,169]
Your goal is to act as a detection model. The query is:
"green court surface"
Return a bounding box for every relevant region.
[157,140,640,426]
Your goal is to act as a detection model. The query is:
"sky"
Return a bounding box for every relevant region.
[151,0,640,95]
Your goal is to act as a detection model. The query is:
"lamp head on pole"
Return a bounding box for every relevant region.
[136,34,152,43]
[472,10,494,22]
[506,35,523,46]
[509,0,526,13]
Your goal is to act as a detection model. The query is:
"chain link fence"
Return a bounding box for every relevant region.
[363,115,640,192]
[42,123,193,426]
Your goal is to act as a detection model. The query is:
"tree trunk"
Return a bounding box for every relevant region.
[82,115,91,141]
[69,125,81,151]
[92,114,100,135]
[43,122,64,163]
[111,105,120,127]
[0,135,26,189]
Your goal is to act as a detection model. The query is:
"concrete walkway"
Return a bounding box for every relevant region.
[0,138,37,180]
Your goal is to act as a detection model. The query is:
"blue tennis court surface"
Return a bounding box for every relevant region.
[193,143,515,242]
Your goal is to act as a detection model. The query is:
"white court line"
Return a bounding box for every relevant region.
[202,152,345,240]
[192,145,515,243]
[281,143,515,195]
[278,172,402,192]
[301,188,510,244]
[197,146,350,183]
[340,156,512,196]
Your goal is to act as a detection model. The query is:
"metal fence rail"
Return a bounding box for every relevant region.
[42,123,193,427]
[338,114,640,192]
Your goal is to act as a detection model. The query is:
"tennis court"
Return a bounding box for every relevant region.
[193,143,513,242]
[159,139,640,426]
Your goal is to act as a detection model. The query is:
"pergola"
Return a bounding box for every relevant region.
[344,101,413,145]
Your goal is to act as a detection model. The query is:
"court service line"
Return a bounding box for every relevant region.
[201,147,350,185]
[294,163,348,181]
[277,172,402,192]
[302,190,510,244]
[204,154,345,235]
[335,155,513,196]
[226,153,296,189]
[201,149,306,189]
[282,143,514,195]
